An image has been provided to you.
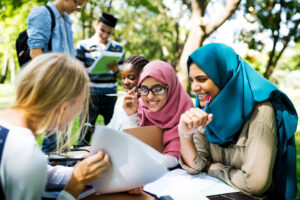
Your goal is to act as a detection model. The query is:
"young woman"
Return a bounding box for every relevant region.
[0,53,110,200]
[107,55,149,130]
[178,43,298,199]
[123,60,194,168]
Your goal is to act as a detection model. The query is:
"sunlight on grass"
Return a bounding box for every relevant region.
[0,83,15,109]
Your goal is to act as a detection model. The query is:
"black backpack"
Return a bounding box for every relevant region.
[16,5,55,67]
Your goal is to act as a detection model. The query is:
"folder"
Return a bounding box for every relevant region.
[88,50,123,75]
[123,126,164,153]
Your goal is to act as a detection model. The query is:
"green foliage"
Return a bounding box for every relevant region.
[239,0,300,77]
[277,42,300,71]
[74,0,187,66]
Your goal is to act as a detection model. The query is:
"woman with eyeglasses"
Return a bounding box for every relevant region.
[123,60,193,168]
[178,43,298,199]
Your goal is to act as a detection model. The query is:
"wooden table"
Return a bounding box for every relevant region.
[83,191,156,200]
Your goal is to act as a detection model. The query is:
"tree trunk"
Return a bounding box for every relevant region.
[264,18,300,79]
[9,57,15,83]
[0,54,8,84]
[176,0,241,91]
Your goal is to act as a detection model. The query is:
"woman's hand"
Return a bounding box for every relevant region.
[178,108,213,138]
[123,87,138,116]
[128,186,144,195]
[73,151,110,186]
[64,151,110,198]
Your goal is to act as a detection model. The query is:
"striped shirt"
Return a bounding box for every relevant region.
[76,35,124,94]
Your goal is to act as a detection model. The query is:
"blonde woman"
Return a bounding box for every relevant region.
[0,53,110,200]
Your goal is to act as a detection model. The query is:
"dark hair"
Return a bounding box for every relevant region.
[98,13,118,28]
[124,55,149,72]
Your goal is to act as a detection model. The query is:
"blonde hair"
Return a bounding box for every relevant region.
[14,53,89,152]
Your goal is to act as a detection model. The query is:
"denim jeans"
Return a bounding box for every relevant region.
[41,132,57,153]
[77,93,117,146]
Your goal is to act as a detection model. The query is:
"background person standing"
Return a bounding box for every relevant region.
[76,13,125,146]
[27,0,88,153]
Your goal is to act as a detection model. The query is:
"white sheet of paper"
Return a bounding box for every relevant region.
[90,125,168,194]
[144,169,238,199]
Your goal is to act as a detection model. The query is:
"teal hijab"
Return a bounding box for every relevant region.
[187,43,298,199]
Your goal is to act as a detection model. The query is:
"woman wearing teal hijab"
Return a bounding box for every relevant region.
[178,43,297,199]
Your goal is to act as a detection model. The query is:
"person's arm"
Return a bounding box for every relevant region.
[207,105,277,195]
[179,128,211,174]
[63,151,110,198]
[30,48,43,58]
[47,165,73,186]
[178,107,213,171]
[27,6,52,55]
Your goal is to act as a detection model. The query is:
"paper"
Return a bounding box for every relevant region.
[144,169,238,199]
[90,125,168,194]
[88,50,123,74]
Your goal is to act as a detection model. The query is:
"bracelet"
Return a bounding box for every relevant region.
[179,132,192,138]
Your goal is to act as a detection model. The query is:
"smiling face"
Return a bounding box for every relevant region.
[189,63,220,108]
[140,77,168,112]
[121,64,140,92]
[95,22,114,45]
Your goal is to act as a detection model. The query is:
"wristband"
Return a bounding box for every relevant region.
[179,132,192,138]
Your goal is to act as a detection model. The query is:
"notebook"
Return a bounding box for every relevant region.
[123,126,164,153]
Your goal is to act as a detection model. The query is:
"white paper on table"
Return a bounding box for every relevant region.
[144,169,238,199]
[90,125,168,194]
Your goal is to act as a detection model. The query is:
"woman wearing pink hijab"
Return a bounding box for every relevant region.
[123,60,193,168]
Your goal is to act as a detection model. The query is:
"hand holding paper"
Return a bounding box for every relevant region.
[90,125,168,194]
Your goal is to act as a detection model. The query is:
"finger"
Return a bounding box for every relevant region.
[206,114,213,126]
[182,114,194,129]
[128,87,136,95]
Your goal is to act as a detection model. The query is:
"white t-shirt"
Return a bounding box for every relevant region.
[107,96,139,131]
[0,120,74,200]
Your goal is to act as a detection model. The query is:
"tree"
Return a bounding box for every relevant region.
[240,0,300,79]
[176,0,241,91]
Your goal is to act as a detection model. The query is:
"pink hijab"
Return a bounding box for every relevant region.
[137,60,194,158]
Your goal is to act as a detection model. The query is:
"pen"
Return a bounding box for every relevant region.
[203,95,211,112]
[105,93,126,97]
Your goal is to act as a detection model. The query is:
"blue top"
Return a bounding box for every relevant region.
[27,2,75,57]
[187,43,298,200]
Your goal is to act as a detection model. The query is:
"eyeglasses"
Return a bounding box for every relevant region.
[73,0,85,8]
[137,85,168,96]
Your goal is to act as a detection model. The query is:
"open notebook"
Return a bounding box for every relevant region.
[123,125,164,153]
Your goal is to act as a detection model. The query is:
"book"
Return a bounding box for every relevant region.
[88,50,123,75]
[123,126,164,153]
[42,184,95,199]
[144,169,238,199]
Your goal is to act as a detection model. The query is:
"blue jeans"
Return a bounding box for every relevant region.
[41,132,57,153]
[77,93,117,146]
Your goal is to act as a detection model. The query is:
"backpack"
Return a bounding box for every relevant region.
[0,126,9,199]
[16,5,55,67]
